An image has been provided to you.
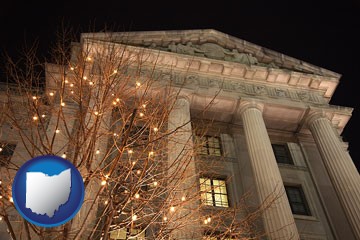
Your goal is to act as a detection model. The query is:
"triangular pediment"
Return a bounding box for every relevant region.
[81,29,340,78]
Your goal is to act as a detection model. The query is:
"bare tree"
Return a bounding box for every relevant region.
[0,26,283,240]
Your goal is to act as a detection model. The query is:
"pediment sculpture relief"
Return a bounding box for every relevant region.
[162,41,276,67]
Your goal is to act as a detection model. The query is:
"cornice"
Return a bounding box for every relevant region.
[83,38,339,102]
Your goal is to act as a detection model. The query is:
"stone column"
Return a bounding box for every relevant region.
[307,112,360,239]
[240,101,299,239]
[168,97,201,239]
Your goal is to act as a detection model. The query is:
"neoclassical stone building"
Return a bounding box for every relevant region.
[1,29,359,239]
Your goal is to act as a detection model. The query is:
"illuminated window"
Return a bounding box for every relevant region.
[200,177,229,207]
[203,233,234,240]
[285,185,311,216]
[272,144,293,164]
[0,142,16,167]
[196,135,222,156]
[109,228,145,240]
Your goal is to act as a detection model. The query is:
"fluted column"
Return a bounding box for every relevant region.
[168,97,201,239]
[307,112,360,238]
[240,101,299,239]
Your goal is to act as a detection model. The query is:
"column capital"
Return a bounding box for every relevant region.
[238,99,264,116]
[305,110,330,128]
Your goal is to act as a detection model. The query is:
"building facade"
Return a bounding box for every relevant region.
[1,29,360,239]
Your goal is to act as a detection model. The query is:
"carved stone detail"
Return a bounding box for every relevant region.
[163,41,274,67]
[123,67,326,104]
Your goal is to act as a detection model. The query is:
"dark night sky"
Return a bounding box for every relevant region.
[1,1,359,171]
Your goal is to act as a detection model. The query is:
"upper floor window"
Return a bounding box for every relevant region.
[196,135,222,156]
[0,142,16,166]
[200,177,229,207]
[285,185,311,216]
[109,228,145,239]
[272,144,293,164]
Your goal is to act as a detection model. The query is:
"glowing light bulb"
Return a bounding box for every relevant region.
[153,127,158,132]
[204,219,208,224]
[83,76,87,80]
[0,148,2,152]
[135,193,140,199]
[55,129,60,134]
[101,180,107,186]
[132,214,137,221]
[89,81,94,85]
[153,181,158,186]
[136,170,141,175]
[61,153,66,158]
[32,96,37,100]
[149,151,154,157]
[139,112,144,117]
[94,111,99,115]
[128,149,133,154]
[70,67,74,71]
[9,197,13,203]
[41,114,46,118]
[71,90,74,94]
[65,79,69,84]
[136,82,141,87]
[104,200,108,204]
[116,98,120,102]
[61,102,65,107]
[33,116,38,121]
[112,101,117,105]
[170,206,175,212]
[70,83,74,87]
[86,57,92,61]
[163,216,167,221]
[207,217,211,223]
[49,92,54,96]
[181,196,186,201]
[113,69,118,73]
[96,149,100,154]
[142,104,146,108]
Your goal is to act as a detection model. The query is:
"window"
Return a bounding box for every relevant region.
[272,144,293,164]
[0,142,16,166]
[124,124,149,146]
[200,177,229,207]
[203,233,235,240]
[285,186,311,216]
[196,135,222,156]
[109,228,145,239]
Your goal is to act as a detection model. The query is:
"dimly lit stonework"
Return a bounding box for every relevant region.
[1,29,359,239]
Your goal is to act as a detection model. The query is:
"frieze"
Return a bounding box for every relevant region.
[171,73,325,104]
[116,67,326,104]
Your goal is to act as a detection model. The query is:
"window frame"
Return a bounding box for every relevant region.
[199,177,229,208]
[0,142,17,167]
[196,135,223,157]
[109,227,145,240]
[285,185,311,216]
[271,143,293,165]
